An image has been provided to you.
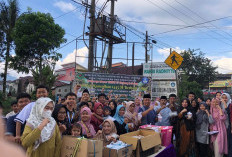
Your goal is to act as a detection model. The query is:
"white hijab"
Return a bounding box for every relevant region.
[221,93,231,107]
[27,97,56,150]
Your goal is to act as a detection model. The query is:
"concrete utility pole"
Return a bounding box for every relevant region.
[88,0,96,72]
[106,0,115,72]
[145,31,148,63]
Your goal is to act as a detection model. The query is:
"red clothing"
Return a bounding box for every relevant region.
[90,102,104,132]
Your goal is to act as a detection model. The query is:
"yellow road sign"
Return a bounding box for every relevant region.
[165,51,183,70]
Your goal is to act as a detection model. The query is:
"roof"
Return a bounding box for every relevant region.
[53,80,70,87]
[60,62,87,70]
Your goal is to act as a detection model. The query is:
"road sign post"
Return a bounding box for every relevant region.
[165,51,183,99]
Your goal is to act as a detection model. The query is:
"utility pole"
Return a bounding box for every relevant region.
[106,0,115,72]
[145,31,148,63]
[88,0,96,72]
[132,43,135,74]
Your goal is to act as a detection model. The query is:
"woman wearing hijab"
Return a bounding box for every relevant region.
[95,119,118,146]
[191,99,199,115]
[221,93,231,129]
[52,104,71,135]
[124,101,139,131]
[224,93,232,156]
[113,105,127,135]
[196,102,214,157]
[176,98,196,157]
[91,102,104,132]
[21,97,61,157]
[78,107,96,138]
[109,100,117,117]
[210,98,228,157]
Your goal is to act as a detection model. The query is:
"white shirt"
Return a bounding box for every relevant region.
[14,102,35,124]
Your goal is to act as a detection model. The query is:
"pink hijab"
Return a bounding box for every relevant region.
[78,107,96,137]
[210,98,228,154]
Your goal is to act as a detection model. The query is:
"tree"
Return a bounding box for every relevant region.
[0,0,19,98]
[11,11,66,76]
[178,74,203,101]
[180,49,218,88]
[32,64,57,92]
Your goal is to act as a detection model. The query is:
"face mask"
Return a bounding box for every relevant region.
[42,110,52,119]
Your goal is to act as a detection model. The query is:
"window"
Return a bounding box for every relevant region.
[64,89,67,92]
[58,89,61,92]
[70,71,72,76]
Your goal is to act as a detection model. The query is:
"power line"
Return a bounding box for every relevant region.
[120,19,216,28]
[54,7,79,19]
[145,0,232,47]
[159,0,232,44]
[173,0,232,39]
[150,16,232,36]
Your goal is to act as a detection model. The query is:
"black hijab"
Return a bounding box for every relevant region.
[178,98,196,131]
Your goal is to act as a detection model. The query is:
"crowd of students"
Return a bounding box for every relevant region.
[1,84,232,157]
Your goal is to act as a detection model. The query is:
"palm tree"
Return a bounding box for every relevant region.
[0,0,19,98]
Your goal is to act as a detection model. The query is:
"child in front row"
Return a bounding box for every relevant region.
[71,123,82,138]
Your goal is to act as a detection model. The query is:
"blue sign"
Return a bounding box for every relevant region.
[170,82,176,87]
[142,77,149,84]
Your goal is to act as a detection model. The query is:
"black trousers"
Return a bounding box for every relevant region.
[197,142,209,157]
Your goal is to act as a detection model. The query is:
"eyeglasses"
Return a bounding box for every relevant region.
[58,112,66,115]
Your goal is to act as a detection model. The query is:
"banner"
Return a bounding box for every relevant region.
[75,72,150,98]
[143,62,176,80]
[151,81,177,97]
[209,80,232,88]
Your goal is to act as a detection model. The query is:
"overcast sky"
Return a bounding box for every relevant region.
[1,0,232,79]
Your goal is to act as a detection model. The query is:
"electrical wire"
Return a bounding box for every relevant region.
[54,7,79,19]
[145,0,232,47]
[159,0,232,44]
[173,0,232,39]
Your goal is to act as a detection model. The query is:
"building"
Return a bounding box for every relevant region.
[55,62,88,82]
[53,80,72,98]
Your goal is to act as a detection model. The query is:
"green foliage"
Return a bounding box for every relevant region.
[0,0,19,98]
[178,74,203,101]
[180,49,218,88]
[10,11,66,73]
[32,64,57,92]
[0,91,16,115]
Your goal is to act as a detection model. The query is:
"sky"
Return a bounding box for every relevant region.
[1,0,232,80]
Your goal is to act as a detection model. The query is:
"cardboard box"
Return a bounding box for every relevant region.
[119,130,161,157]
[103,144,133,157]
[60,136,103,157]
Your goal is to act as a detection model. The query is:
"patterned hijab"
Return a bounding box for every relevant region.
[124,101,138,126]
[27,97,56,150]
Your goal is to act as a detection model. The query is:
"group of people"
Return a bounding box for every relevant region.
[1,84,232,157]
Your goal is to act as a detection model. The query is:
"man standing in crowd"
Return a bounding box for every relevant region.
[98,93,107,106]
[139,94,156,125]
[5,101,18,119]
[6,93,31,143]
[65,92,77,124]
[188,92,195,103]
[156,96,171,126]
[77,89,90,109]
